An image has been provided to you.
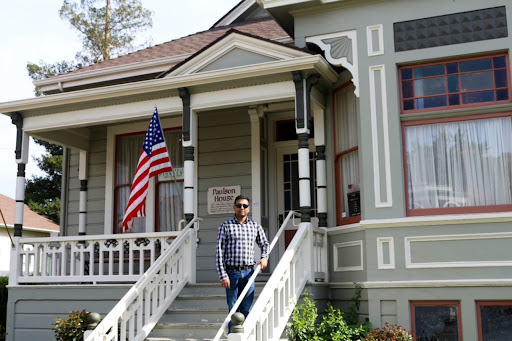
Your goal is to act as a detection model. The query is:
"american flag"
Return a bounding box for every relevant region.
[121,108,173,233]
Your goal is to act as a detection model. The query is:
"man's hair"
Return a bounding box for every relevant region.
[234,194,250,205]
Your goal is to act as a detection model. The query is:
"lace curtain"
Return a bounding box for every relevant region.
[406,116,512,209]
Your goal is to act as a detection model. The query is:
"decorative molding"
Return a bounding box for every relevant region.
[394,6,508,52]
[405,232,512,269]
[329,278,512,289]
[369,65,392,208]
[333,240,364,271]
[306,30,359,97]
[367,24,384,56]
[377,237,395,269]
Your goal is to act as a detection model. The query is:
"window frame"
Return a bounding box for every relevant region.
[410,300,462,341]
[333,81,361,225]
[399,53,511,114]
[113,126,183,234]
[476,301,512,341]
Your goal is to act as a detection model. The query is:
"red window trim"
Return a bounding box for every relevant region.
[402,112,512,216]
[399,53,511,114]
[410,301,463,341]
[333,81,361,225]
[114,126,182,234]
[476,301,512,341]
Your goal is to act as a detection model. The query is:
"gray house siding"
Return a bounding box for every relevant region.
[7,285,130,341]
[196,108,253,282]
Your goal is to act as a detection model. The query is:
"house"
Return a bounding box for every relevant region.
[0,194,59,276]
[1,0,511,340]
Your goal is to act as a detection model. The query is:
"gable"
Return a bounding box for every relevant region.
[165,30,311,77]
[198,47,277,73]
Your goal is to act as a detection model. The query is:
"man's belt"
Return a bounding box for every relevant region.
[226,264,254,271]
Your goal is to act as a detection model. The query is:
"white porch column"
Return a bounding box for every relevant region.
[293,71,320,222]
[248,106,264,223]
[11,113,29,237]
[313,103,328,228]
[179,87,196,224]
[78,150,88,235]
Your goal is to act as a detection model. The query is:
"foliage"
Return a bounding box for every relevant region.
[25,138,63,224]
[287,290,371,341]
[346,282,362,325]
[364,322,415,341]
[52,310,89,341]
[0,277,7,341]
[59,0,153,63]
[0,325,6,341]
[26,60,78,97]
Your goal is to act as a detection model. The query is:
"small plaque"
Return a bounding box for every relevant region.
[347,191,361,217]
[208,185,241,215]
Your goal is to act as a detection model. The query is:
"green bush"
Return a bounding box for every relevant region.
[287,291,371,341]
[52,310,88,341]
[0,276,7,340]
[364,322,415,341]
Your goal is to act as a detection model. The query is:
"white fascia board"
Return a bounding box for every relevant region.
[258,0,313,9]
[215,0,257,27]
[168,33,312,76]
[34,54,192,93]
[0,55,337,115]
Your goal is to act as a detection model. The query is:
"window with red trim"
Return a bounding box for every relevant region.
[334,83,361,225]
[400,54,510,113]
[476,301,512,340]
[411,301,462,341]
[401,54,512,216]
[114,128,183,233]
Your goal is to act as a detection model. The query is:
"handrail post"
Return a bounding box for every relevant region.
[227,313,245,341]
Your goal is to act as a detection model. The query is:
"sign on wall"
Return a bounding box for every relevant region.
[208,185,241,215]
[158,167,184,181]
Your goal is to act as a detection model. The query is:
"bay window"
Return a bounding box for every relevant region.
[400,54,512,215]
[334,82,361,224]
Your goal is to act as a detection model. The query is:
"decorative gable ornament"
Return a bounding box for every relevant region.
[306,30,359,97]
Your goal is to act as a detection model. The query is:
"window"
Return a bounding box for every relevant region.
[114,128,184,233]
[401,53,512,216]
[400,54,510,113]
[477,301,512,341]
[411,301,462,341]
[334,82,361,225]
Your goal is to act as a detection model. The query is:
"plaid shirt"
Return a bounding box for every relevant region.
[216,215,269,281]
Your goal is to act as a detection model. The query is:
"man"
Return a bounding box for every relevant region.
[216,195,269,327]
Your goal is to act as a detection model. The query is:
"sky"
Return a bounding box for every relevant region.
[0,0,241,199]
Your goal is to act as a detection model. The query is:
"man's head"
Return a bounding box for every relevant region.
[233,195,250,222]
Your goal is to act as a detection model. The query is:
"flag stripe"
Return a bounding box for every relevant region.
[121,108,173,233]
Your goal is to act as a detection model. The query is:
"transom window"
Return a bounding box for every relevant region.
[400,54,510,113]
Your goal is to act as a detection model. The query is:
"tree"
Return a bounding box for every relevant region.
[59,0,153,63]
[25,139,63,224]
[24,0,153,223]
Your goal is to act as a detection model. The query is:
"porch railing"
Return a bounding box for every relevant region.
[10,230,185,285]
[84,218,201,341]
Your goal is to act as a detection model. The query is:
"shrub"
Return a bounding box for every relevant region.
[0,324,6,341]
[287,290,371,341]
[364,322,415,341]
[52,310,88,341]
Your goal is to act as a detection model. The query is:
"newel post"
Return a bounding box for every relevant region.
[227,312,245,341]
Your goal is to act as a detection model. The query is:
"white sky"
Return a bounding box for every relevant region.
[0,0,241,199]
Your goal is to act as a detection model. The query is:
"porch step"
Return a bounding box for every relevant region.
[146,283,265,341]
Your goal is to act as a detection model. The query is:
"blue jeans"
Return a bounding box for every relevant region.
[225,267,255,332]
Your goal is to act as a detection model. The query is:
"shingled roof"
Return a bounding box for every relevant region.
[0,194,60,232]
[67,17,290,76]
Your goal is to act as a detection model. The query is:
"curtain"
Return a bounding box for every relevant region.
[406,117,512,209]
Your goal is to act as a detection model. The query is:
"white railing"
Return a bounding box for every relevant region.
[213,211,302,341]
[84,218,201,341]
[10,231,184,285]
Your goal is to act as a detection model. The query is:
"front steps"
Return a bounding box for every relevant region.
[146,283,263,341]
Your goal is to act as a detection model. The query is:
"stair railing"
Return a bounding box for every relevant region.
[213,211,302,341]
[84,217,202,341]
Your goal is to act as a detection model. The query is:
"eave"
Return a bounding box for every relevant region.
[0,55,337,116]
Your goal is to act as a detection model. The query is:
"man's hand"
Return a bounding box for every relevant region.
[258,257,268,270]
[221,278,230,289]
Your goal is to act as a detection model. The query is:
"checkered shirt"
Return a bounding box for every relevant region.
[216,215,269,281]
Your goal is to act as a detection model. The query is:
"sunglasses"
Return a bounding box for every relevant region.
[235,204,250,209]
